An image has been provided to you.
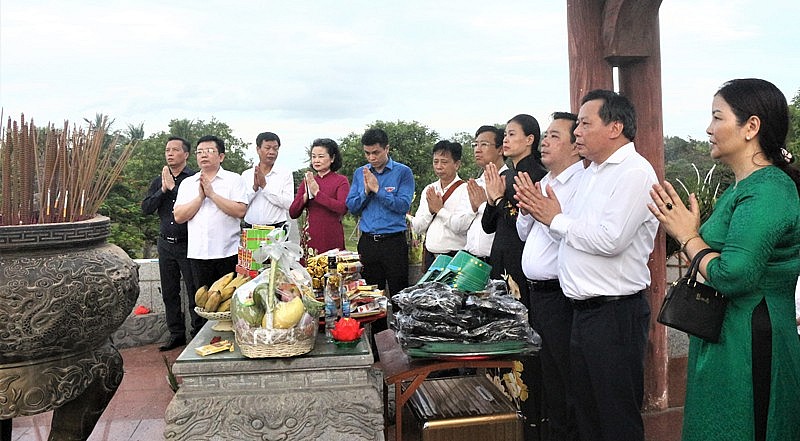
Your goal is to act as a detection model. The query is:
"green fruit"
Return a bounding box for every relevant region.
[233,294,265,327]
[253,283,270,307]
[301,294,325,319]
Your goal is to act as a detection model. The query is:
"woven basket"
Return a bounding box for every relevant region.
[238,336,315,358]
[235,320,318,358]
[194,307,232,321]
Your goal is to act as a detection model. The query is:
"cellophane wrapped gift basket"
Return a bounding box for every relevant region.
[231,228,324,358]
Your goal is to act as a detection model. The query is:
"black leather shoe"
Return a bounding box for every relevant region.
[159,335,186,351]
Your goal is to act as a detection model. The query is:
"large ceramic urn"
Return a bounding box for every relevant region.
[0,216,139,440]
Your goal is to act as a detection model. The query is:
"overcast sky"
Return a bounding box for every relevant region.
[2,0,798,171]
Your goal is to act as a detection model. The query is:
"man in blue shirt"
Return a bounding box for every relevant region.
[346,128,415,296]
[347,128,415,355]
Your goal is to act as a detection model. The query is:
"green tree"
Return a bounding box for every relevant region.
[787,89,800,158]
[663,135,733,255]
[664,135,733,190]
[125,122,145,142]
[451,131,483,180]
[167,117,253,174]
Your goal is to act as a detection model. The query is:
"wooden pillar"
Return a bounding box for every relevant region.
[612,0,668,413]
[567,0,613,112]
[618,47,669,414]
[567,0,668,413]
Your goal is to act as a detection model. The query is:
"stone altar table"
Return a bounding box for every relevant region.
[164,323,384,440]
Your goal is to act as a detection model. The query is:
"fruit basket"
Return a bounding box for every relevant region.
[231,227,323,358]
[233,283,320,357]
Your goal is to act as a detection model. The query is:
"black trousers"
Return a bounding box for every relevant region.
[529,282,578,441]
[358,233,409,357]
[358,233,409,298]
[157,237,198,338]
[569,294,649,441]
[189,255,238,331]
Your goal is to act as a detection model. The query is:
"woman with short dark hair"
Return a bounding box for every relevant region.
[290,138,350,255]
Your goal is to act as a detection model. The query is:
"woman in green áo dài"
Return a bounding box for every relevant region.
[650,78,800,441]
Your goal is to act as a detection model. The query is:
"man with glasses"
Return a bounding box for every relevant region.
[142,136,199,351]
[174,135,249,334]
[464,126,507,262]
[241,132,293,230]
[346,128,415,356]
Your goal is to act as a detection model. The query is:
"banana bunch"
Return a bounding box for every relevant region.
[195,272,251,312]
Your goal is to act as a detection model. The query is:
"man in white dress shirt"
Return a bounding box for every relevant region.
[174,135,249,325]
[525,91,658,441]
[515,112,583,441]
[241,132,293,229]
[464,126,507,261]
[412,140,473,268]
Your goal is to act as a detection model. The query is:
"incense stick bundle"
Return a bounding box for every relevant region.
[0,114,136,226]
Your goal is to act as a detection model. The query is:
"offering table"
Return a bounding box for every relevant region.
[375,329,522,441]
[164,323,384,440]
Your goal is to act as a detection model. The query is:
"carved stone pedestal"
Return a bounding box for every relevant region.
[165,325,385,440]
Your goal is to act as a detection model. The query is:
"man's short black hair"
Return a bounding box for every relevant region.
[256,132,281,147]
[475,125,503,148]
[432,140,462,162]
[580,90,637,141]
[168,136,191,153]
[361,128,389,148]
[551,112,578,143]
[196,135,225,154]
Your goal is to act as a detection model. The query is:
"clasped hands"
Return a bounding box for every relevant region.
[199,173,215,199]
[362,167,379,194]
[304,171,319,199]
[648,181,701,246]
[513,172,561,226]
[253,167,266,192]
[425,186,443,214]
[161,166,176,192]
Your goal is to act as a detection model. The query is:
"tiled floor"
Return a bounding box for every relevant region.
[9,343,184,441]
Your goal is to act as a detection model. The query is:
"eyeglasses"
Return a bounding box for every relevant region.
[195,148,218,155]
[471,141,495,150]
